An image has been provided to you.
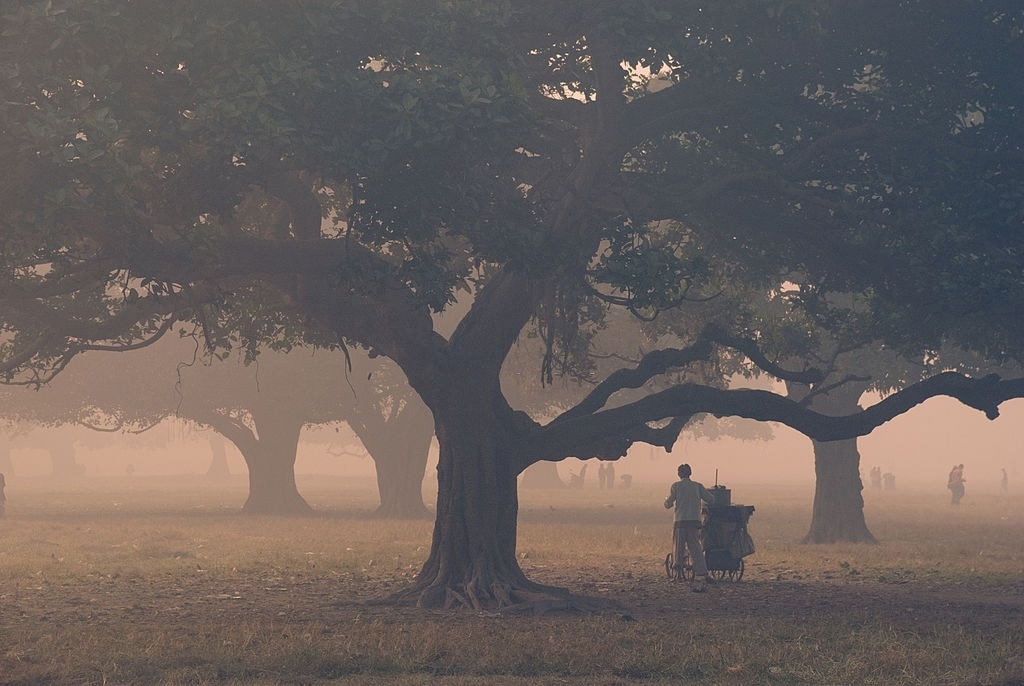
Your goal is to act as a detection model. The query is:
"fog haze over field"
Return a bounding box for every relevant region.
[6,396,1020,495]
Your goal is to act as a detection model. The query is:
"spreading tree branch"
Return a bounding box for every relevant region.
[524,372,1024,464]
[554,324,822,423]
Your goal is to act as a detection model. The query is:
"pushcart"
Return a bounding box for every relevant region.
[665,485,755,582]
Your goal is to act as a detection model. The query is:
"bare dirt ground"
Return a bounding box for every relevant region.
[6,555,1021,638]
[3,481,1023,684]
[4,561,1023,686]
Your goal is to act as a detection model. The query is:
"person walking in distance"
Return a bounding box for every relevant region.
[665,463,715,592]
[0,472,6,518]
[947,464,966,505]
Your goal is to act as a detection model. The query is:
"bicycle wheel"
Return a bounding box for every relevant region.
[681,553,695,581]
[665,553,677,580]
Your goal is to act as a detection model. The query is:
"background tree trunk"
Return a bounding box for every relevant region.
[348,397,433,518]
[0,433,14,477]
[205,433,231,480]
[241,410,311,515]
[373,444,431,518]
[48,437,84,479]
[201,411,312,515]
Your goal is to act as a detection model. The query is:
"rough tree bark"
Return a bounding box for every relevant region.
[804,437,877,543]
[798,383,878,544]
[389,349,620,613]
[402,378,583,611]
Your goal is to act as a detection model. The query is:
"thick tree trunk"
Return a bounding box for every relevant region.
[402,380,530,609]
[798,383,878,544]
[242,445,311,515]
[803,437,877,543]
[409,411,546,610]
[200,409,313,516]
[401,382,610,613]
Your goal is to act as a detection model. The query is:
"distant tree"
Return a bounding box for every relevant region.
[173,342,436,516]
[0,432,12,476]
[205,433,231,480]
[1,317,436,515]
[343,360,434,518]
[0,375,91,478]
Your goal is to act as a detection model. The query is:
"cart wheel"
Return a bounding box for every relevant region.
[665,553,695,581]
[733,557,744,581]
[719,558,745,582]
[709,569,727,582]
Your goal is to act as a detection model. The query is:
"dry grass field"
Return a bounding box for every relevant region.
[0,475,1022,685]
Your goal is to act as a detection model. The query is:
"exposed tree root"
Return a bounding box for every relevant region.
[387,577,625,616]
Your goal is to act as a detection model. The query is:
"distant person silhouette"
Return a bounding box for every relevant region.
[0,472,6,517]
[883,472,896,491]
[947,464,965,505]
[870,466,882,490]
[1001,467,1008,493]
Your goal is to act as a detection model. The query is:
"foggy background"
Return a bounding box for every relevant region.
[5,395,1019,494]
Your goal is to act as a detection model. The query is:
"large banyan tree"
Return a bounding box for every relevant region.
[2,1,1022,609]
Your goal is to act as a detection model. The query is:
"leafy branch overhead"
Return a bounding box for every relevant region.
[3,0,1022,460]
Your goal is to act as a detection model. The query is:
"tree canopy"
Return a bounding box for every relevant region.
[2,0,1023,609]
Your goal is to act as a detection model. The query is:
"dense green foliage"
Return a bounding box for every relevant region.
[1,1,1020,378]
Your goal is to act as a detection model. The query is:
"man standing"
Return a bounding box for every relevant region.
[665,463,715,592]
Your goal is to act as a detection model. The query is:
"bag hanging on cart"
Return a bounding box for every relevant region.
[729,529,756,558]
